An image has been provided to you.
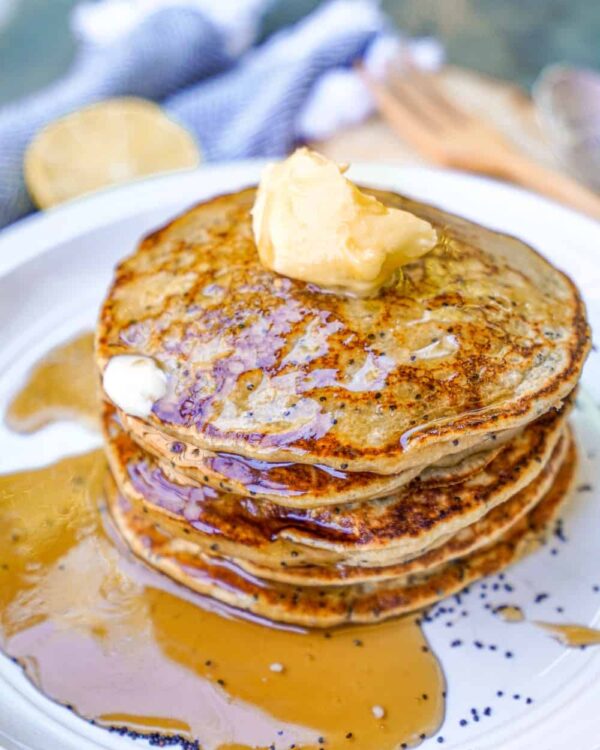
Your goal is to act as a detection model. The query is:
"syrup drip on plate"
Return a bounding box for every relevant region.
[0,333,446,749]
[495,605,525,623]
[5,332,98,432]
[534,622,600,647]
[495,605,600,647]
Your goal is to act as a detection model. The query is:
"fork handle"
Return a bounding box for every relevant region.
[497,151,600,220]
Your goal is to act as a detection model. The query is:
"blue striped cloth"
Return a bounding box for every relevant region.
[0,0,385,228]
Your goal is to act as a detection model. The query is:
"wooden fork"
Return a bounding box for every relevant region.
[360,63,600,220]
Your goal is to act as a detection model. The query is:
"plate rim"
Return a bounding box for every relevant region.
[1,162,599,750]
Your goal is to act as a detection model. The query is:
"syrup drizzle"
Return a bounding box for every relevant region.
[496,605,600,648]
[534,622,600,647]
[5,332,98,432]
[0,333,446,749]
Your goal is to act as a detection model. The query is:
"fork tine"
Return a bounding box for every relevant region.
[386,62,470,131]
[403,62,473,123]
[358,66,450,164]
[385,67,453,133]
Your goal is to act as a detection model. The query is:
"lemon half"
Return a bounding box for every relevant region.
[25,97,201,208]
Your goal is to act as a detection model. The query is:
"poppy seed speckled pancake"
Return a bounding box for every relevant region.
[106,433,576,627]
[96,188,589,474]
[185,431,569,586]
[109,429,569,587]
[119,408,512,508]
[103,401,569,570]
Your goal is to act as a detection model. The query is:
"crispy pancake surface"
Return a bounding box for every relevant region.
[107,433,576,627]
[97,188,589,473]
[104,402,568,569]
[119,407,509,507]
[191,431,569,586]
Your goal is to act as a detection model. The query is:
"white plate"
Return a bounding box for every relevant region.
[0,163,599,750]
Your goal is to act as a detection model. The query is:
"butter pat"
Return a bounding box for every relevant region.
[103,355,167,418]
[252,148,437,298]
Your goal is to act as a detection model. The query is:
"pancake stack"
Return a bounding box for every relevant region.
[96,187,590,627]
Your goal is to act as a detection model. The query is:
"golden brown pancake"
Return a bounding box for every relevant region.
[96,188,589,474]
[107,432,576,627]
[200,430,569,586]
[120,406,510,507]
[104,401,568,569]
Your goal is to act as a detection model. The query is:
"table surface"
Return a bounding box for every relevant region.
[1,0,600,106]
[0,0,592,207]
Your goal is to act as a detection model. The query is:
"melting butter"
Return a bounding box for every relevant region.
[103,353,167,418]
[252,148,437,298]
